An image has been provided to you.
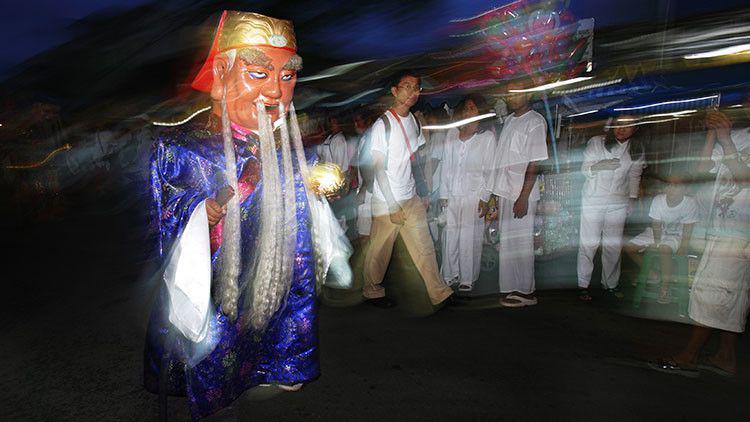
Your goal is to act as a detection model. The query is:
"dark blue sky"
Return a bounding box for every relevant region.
[1,0,747,78]
[0,0,152,77]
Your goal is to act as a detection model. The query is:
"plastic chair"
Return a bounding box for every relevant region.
[632,248,690,316]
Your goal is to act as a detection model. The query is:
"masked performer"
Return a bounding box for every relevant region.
[143,11,350,419]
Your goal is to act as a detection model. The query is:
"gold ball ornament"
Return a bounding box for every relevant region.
[308,162,346,197]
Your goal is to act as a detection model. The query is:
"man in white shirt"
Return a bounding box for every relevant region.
[482,80,548,307]
[362,71,454,308]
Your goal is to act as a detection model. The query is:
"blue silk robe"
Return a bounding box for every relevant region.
[143,122,319,420]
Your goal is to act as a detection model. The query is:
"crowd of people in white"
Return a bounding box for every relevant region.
[314,71,750,376]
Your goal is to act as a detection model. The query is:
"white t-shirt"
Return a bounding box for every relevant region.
[370,111,425,202]
[485,109,548,201]
[316,132,349,170]
[648,194,700,237]
[439,128,495,199]
[709,127,750,240]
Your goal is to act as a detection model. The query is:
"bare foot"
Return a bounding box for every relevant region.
[671,353,698,369]
[707,355,737,376]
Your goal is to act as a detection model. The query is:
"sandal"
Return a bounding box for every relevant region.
[501,294,537,307]
[648,358,699,378]
[578,289,592,301]
[457,282,473,292]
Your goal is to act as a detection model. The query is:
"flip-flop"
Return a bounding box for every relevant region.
[458,282,473,292]
[503,294,538,306]
[648,358,699,378]
[697,360,736,378]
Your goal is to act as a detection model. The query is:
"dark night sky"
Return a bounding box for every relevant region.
[1,0,748,79]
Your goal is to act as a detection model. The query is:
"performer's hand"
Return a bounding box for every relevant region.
[513,196,529,219]
[206,198,226,227]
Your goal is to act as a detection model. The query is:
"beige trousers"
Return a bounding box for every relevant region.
[363,196,453,305]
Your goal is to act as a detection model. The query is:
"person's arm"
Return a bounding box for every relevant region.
[512,161,538,219]
[513,121,547,219]
[652,219,663,247]
[696,129,717,174]
[706,110,750,182]
[372,150,401,215]
[676,223,694,256]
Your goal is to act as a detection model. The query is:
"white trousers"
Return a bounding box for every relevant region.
[441,194,484,286]
[498,197,538,294]
[577,196,628,289]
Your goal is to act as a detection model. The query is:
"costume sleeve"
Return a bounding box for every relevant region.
[151,139,214,256]
[150,136,216,343]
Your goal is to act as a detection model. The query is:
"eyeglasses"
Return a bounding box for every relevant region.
[398,83,422,93]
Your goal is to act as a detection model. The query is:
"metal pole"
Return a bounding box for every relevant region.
[542,93,560,173]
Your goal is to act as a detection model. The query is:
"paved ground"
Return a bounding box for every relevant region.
[1,185,748,421]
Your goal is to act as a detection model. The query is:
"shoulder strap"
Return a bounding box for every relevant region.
[380,114,391,142]
[379,114,391,170]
